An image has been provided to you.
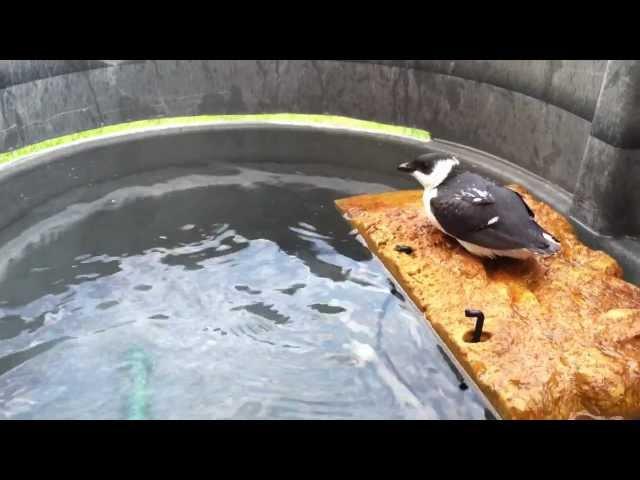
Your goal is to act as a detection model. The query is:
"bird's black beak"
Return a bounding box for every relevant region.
[397,162,414,172]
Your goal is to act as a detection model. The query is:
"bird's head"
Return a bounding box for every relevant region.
[397,152,461,189]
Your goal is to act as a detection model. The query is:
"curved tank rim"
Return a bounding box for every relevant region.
[0,114,432,169]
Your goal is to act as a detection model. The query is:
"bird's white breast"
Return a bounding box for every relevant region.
[423,188,445,232]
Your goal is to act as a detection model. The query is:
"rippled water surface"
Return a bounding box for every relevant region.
[0,162,486,419]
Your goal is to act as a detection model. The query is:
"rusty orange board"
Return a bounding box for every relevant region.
[335,187,640,420]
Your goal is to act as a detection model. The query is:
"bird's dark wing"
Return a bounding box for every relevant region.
[431,176,545,251]
[506,188,535,218]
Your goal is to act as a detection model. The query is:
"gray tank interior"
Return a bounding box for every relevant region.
[0,60,639,281]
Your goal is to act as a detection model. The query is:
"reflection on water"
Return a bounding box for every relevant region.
[0,162,486,419]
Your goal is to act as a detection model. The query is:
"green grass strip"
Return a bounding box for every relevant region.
[0,114,430,166]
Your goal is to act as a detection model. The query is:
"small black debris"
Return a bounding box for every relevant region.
[459,382,469,391]
[387,279,405,301]
[394,244,413,254]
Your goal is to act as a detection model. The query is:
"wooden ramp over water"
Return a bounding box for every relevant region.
[335,187,640,420]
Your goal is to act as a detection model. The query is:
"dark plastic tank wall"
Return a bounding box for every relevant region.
[0,60,638,237]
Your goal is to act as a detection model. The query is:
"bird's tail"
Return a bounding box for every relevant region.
[529,229,561,257]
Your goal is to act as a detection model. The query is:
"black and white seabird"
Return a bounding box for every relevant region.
[397,152,561,259]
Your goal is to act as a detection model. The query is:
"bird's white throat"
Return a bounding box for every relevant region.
[412,158,459,191]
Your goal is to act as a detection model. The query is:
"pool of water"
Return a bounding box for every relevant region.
[0,161,487,419]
